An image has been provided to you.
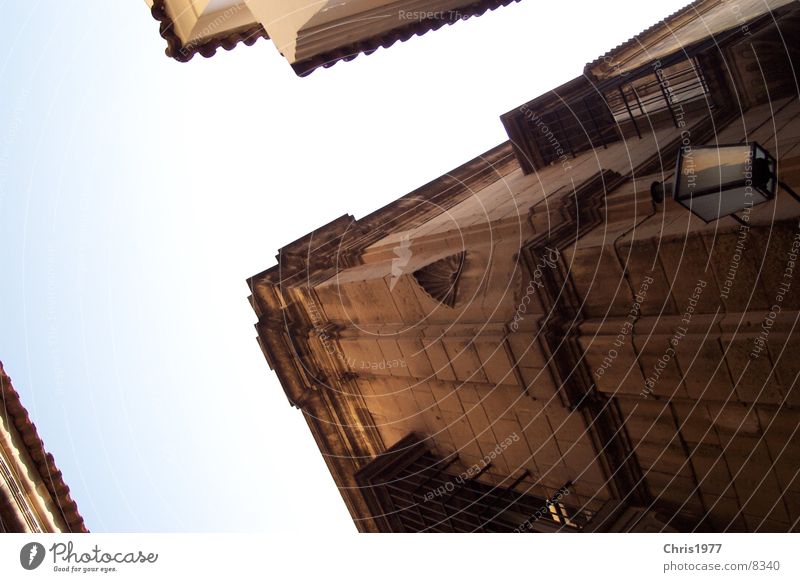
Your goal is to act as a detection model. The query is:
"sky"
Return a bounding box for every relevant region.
[0,0,690,532]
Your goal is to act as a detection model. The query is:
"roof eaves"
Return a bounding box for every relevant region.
[291,0,523,76]
[0,362,88,533]
[150,0,268,63]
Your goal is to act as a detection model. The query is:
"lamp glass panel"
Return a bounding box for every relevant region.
[680,186,769,222]
[677,145,752,201]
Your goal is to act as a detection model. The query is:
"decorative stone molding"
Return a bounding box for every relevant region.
[412,252,466,308]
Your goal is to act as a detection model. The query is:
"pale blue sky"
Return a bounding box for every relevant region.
[0,0,689,532]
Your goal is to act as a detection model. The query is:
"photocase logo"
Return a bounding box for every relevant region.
[389,233,412,291]
[20,542,46,570]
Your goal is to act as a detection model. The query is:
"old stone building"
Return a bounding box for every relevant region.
[0,362,86,533]
[247,0,800,532]
[146,0,521,75]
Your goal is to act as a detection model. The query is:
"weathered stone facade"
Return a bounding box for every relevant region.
[248,0,800,532]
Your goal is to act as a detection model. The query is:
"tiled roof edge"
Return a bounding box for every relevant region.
[0,362,88,533]
[150,0,268,63]
[291,0,523,76]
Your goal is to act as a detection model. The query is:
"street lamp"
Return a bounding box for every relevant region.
[650,142,799,223]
